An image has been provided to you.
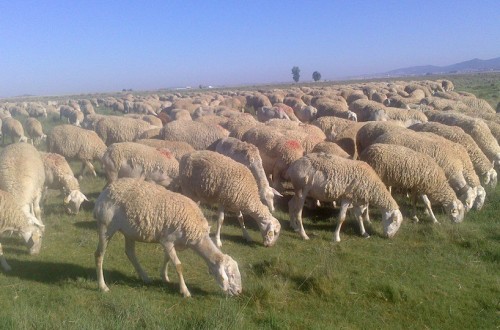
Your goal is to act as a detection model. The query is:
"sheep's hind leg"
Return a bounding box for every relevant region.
[237,212,253,242]
[0,243,12,272]
[161,253,170,283]
[288,188,309,240]
[214,206,225,248]
[164,242,191,297]
[95,224,113,292]
[124,237,151,283]
[354,204,370,238]
[333,200,351,242]
[421,194,439,224]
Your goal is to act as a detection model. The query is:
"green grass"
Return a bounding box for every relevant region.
[1,75,500,329]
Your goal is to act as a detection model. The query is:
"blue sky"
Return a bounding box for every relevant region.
[1,1,499,97]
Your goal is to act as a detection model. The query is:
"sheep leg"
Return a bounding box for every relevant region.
[124,237,151,283]
[354,204,370,238]
[164,242,191,298]
[237,211,253,242]
[411,190,420,223]
[214,206,225,248]
[333,200,351,242]
[85,160,97,177]
[421,194,439,224]
[161,253,170,283]
[32,190,43,225]
[288,188,310,240]
[95,224,112,292]
[0,243,12,272]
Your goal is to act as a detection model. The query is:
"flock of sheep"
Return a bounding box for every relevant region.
[0,77,499,297]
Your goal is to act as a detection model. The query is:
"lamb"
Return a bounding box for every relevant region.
[25,118,46,146]
[287,153,403,241]
[101,142,180,190]
[95,116,158,145]
[0,190,43,271]
[0,143,46,228]
[2,117,28,144]
[135,139,195,161]
[94,178,242,297]
[359,144,465,223]
[410,122,497,189]
[40,152,88,214]
[214,137,282,212]
[374,130,477,212]
[47,124,107,178]
[160,120,229,150]
[179,151,281,248]
[424,110,500,168]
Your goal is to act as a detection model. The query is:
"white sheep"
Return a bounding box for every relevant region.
[287,153,403,242]
[135,139,195,161]
[101,142,180,190]
[94,178,242,297]
[0,190,43,271]
[2,117,28,144]
[95,116,158,145]
[160,120,229,150]
[359,143,465,223]
[40,152,88,214]
[179,150,281,248]
[47,124,107,178]
[214,137,282,212]
[0,143,46,228]
[24,118,46,146]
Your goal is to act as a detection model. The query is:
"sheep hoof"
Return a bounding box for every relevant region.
[412,215,420,223]
[362,233,370,239]
[99,286,110,293]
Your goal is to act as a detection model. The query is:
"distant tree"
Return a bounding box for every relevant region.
[312,71,321,82]
[291,66,300,83]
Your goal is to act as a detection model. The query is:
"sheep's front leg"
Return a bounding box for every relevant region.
[288,188,309,240]
[214,205,225,248]
[124,238,151,283]
[354,204,370,238]
[85,160,97,177]
[32,189,43,225]
[237,212,253,242]
[161,253,170,283]
[421,194,439,224]
[411,190,420,222]
[164,242,191,297]
[95,224,112,292]
[333,200,351,242]
[0,243,12,272]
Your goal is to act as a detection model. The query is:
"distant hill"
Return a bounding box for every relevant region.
[381,57,500,77]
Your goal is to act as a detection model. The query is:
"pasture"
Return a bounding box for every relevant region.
[0,73,499,329]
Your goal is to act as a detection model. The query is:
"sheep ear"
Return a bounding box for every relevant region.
[271,187,283,197]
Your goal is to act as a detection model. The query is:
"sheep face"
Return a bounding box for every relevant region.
[444,199,465,223]
[473,186,486,211]
[459,187,477,212]
[210,255,242,296]
[381,209,403,239]
[22,226,43,255]
[64,190,88,214]
[260,218,281,247]
[483,168,497,189]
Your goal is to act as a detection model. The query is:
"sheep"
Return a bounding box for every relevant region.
[355,121,407,155]
[256,106,290,122]
[294,105,318,123]
[39,152,88,214]
[24,118,46,146]
[95,116,158,145]
[374,130,477,212]
[359,143,465,223]
[135,139,195,161]
[2,117,28,144]
[26,103,47,118]
[424,110,500,169]
[311,141,351,158]
[179,151,281,248]
[101,142,180,190]
[94,178,242,297]
[0,143,46,229]
[47,124,106,178]
[312,116,357,140]
[287,153,403,242]
[160,120,229,150]
[410,122,497,189]
[0,190,43,271]
[214,137,282,212]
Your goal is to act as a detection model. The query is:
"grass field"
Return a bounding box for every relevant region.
[0,74,499,329]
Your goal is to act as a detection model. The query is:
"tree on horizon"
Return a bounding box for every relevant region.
[312,71,321,82]
[291,66,300,83]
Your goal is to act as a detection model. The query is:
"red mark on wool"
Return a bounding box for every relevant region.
[157,148,173,159]
[286,140,302,150]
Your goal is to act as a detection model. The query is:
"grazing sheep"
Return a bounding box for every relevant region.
[95,116,157,145]
[26,103,47,118]
[2,117,28,144]
[101,142,179,190]
[215,137,282,212]
[24,118,46,146]
[160,120,229,150]
[287,153,403,241]
[94,178,242,297]
[0,190,43,271]
[135,139,195,161]
[40,152,88,214]
[311,141,351,158]
[359,144,465,223]
[410,122,497,189]
[374,130,477,212]
[0,143,45,228]
[179,151,281,248]
[256,106,290,122]
[47,124,106,178]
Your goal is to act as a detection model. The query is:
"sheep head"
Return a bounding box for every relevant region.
[444,199,465,223]
[64,190,88,214]
[259,217,281,247]
[473,186,486,211]
[381,209,403,239]
[210,255,241,296]
[21,225,43,255]
[458,186,477,212]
